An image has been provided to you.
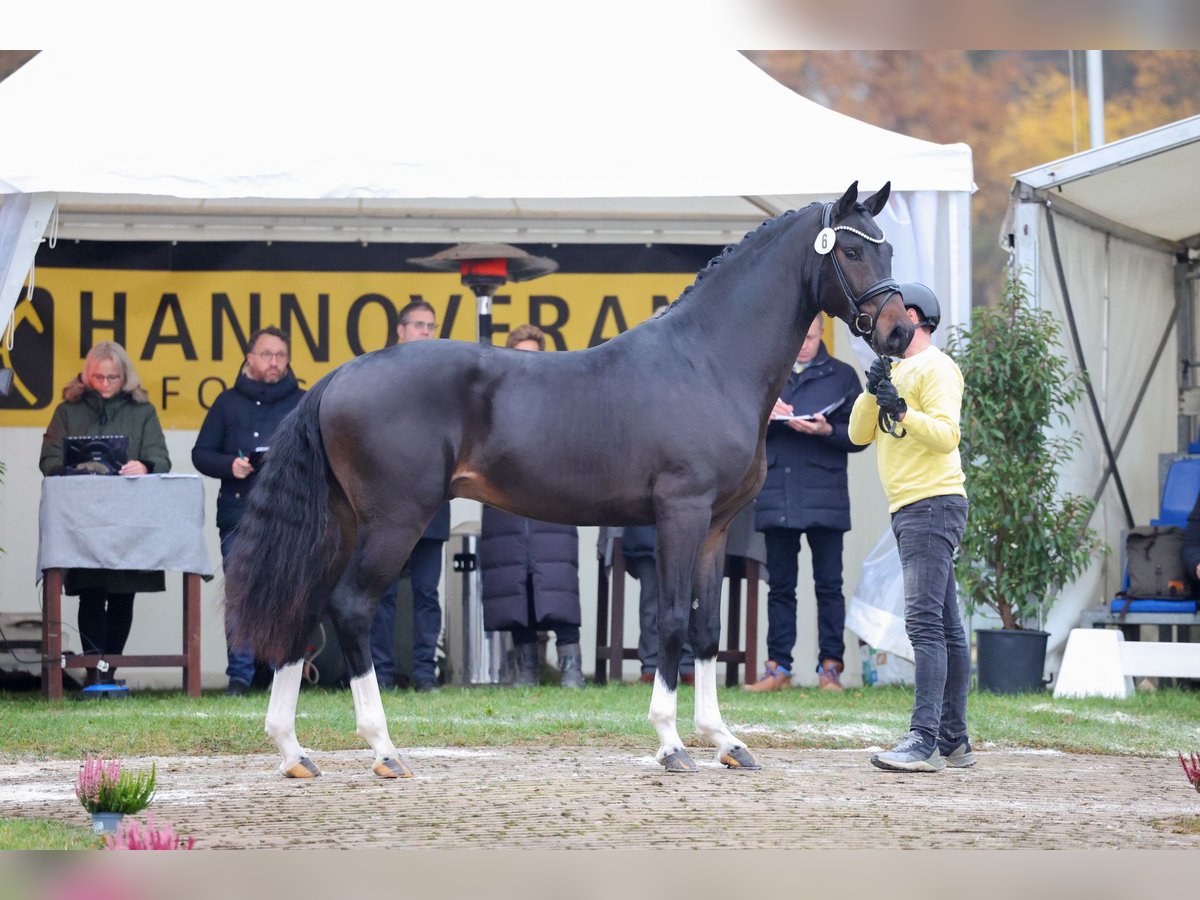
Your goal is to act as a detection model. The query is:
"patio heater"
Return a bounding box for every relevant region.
[408,242,558,345]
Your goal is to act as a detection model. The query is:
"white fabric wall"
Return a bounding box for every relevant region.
[1034,212,1179,668]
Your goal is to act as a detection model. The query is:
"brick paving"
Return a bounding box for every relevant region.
[3,747,1199,848]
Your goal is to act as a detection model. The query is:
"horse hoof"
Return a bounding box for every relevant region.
[719,746,761,770]
[373,757,414,779]
[283,757,321,778]
[660,749,698,773]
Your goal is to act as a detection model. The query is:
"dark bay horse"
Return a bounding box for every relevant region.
[225,181,910,778]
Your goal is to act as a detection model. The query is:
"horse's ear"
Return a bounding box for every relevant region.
[863,181,891,217]
[834,181,859,219]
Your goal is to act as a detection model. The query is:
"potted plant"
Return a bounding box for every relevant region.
[946,273,1107,692]
[74,753,157,834]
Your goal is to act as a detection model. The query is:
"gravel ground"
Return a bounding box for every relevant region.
[4,746,1199,849]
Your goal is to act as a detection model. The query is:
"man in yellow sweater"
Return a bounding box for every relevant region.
[849,283,973,773]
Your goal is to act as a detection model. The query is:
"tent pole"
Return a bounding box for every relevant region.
[1044,203,1134,528]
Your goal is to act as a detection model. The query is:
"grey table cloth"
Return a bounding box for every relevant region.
[37,474,214,578]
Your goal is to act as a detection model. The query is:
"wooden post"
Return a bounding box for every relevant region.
[608,539,627,683]
[183,573,201,697]
[42,569,64,700]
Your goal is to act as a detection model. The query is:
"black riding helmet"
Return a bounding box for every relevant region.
[896,282,940,333]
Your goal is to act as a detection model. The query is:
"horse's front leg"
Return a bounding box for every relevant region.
[264,661,321,778]
[648,503,710,773]
[691,527,760,770]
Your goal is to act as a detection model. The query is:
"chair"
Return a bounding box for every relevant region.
[593,537,759,686]
[1086,457,1200,687]
[1151,456,1200,527]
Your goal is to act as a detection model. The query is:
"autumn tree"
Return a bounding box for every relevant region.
[747,51,1200,307]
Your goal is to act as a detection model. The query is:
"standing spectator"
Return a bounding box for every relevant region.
[745,314,863,692]
[849,283,972,772]
[479,325,584,688]
[192,326,304,696]
[39,341,171,687]
[370,300,451,692]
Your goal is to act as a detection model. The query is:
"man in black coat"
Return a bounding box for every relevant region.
[193,326,304,695]
[746,314,864,692]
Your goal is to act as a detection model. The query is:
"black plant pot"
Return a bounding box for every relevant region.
[975,628,1050,694]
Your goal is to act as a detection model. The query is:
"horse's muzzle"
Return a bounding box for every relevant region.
[874,320,915,358]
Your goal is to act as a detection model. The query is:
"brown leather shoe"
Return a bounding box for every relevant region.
[639,672,655,684]
[680,672,695,687]
[818,659,844,691]
[742,660,791,692]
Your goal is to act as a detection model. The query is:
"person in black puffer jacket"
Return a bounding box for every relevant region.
[479,325,583,688]
[192,326,304,695]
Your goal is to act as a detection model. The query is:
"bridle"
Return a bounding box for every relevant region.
[817,202,906,439]
[818,201,899,343]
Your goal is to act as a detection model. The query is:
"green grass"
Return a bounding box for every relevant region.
[0,817,99,850]
[1,683,1198,760]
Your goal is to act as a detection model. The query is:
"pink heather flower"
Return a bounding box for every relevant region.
[74,754,122,813]
[104,814,196,851]
[1181,752,1200,792]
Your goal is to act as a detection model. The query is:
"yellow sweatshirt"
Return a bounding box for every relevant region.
[849,345,966,513]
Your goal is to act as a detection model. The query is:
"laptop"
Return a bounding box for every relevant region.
[63,435,129,475]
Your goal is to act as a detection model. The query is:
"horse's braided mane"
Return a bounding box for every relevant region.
[660,202,822,316]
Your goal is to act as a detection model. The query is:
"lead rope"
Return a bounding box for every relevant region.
[874,355,906,439]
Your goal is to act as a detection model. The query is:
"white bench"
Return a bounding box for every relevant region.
[1054,628,1200,698]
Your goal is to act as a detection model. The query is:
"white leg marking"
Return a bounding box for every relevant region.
[350,668,400,763]
[693,657,745,759]
[264,662,307,775]
[647,671,684,762]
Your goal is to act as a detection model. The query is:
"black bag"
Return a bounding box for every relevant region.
[1123,526,1190,599]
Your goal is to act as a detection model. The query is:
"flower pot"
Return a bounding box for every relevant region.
[976,628,1050,694]
[91,812,124,834]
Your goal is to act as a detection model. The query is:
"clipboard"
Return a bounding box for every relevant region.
[771,391,856,421]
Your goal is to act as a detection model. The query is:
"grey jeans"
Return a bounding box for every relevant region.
[891,494,969,744]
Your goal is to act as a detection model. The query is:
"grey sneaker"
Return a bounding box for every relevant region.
[939,736,977,768]
[870,731,945,772]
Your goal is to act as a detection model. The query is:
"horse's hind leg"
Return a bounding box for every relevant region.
[691,527,759,771]
[265,660,320,777]
[327,528,420,779]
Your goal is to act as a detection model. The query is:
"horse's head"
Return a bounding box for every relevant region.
[816,181,913,358]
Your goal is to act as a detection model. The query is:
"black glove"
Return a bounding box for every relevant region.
[875,378,907,419]
[866,357,891,395]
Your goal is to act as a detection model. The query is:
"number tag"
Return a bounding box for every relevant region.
[814,227,836,255]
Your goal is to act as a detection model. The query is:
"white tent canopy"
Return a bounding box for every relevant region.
[1008,115,1200,667]
[0,47,973,324]
[0,47,975,685]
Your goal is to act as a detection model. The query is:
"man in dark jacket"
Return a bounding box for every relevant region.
[746,314,864,692]
[192,326,304,695]
[369,301,451,693]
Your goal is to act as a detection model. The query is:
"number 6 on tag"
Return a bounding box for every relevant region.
[814,227,836,255]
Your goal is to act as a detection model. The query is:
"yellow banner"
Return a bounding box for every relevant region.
[0,268,696,430]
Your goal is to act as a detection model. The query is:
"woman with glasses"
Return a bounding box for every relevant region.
[192,326,304,695]
[39,340,171,687]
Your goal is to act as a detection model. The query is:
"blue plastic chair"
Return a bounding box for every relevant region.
[1151,457,1200,527]
[1110,457,1200,612]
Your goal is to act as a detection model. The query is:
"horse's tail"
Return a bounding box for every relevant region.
[224,372,343,665]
